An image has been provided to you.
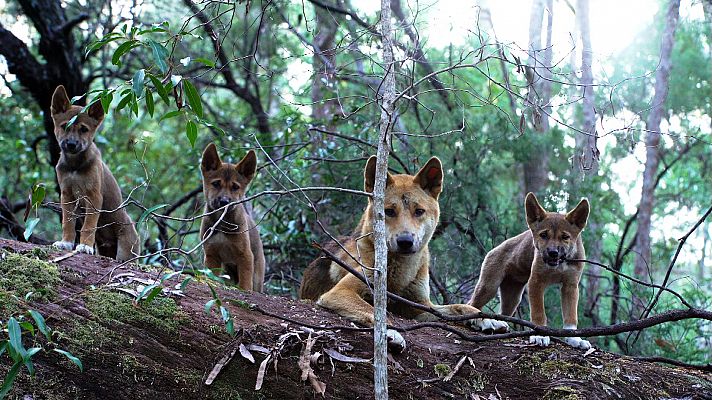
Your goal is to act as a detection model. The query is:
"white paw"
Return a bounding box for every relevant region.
[53,241,74,250]
[564,336,592,350]
[75,244,94,255]
[468,318,509,333]
[530,335,550,346]
[386,329,406,353]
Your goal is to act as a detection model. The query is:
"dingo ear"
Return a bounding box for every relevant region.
[51,85,71,115]
[201,143,222,172]
[236,150,257,182]
[364,155,394,194]
[414,157,443,199]
[525,192,547,226]
[566,198,590,230]
[87,101,105,123]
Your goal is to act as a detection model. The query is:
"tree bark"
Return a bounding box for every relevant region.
[0,0,89,171]
[633,0,680,282]
[373,0,397,397]
[523,0,552,196]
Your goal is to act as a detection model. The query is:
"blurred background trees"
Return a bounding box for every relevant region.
[0,0,710,364]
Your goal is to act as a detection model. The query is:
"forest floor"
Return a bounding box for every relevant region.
[1,237,711,400]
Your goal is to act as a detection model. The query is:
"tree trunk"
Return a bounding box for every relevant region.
[633,0,681,282]
[573,0,603,320]
[373,0,397,397]
[2,238,711,399]
[0,0,88,173]
[523,0,552,196]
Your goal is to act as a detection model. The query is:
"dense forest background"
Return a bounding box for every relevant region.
[0,0,710,367]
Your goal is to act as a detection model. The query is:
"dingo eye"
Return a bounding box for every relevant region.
[561,233,570,240]
[384,208,396,217]
[539,231,548,239]
[211,181,221,188]
[79,126,88,133]
[231,183,240,191]
[414,208,425,217]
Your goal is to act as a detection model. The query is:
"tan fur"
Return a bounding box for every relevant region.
[200,143,265,292]
[468,192,590,347]
[51,85,140,261]
[300,156,507,334]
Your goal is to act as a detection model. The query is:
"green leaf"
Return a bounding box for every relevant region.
[19,322,34,337]
[101,91,114,114]
[23,217,40,241]
[204,299,217,314]
[136,284,158,301]
[137,203,169,225]
[144,286,163,303]
[116,92,133,112]
[53,349,83,372]
[186,120,198,148]
[160,271,181,283]
[148,75,170,105]
[182,80,203,118]
[31,184,45,208]
[219,305,230,322]
[0,361,22,398]
[28,310,50,340]
[159,110,182,122]
[132,69,145,97]
[130,94,139,116]
[145,88,155,117]
[148,40,169,74]
[194,57,216,67]
[112,40,139,65]
[179,276,192,291]
[7,318,26,359]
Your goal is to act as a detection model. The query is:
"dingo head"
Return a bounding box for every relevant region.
[362,156,442,255]
[51,85,104,156]
[525,192,589,267]
[201,143,257,212]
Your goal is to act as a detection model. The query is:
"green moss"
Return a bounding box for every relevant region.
[434,363,451,379]
[85,290,187,335]
[542,386,580,400]
[515,352,591,379]
[61,319,119,356]
[29,246,52,260]
[228,299,252,310]
[0,252,60,315]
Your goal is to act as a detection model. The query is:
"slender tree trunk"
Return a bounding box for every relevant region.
[633,0,680,283]
[523,0,552,196]
[477,0,517,114]
[374,0,397,397]
[573,0,603,319]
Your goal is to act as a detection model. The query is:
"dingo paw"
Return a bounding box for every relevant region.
[75,244,94,255]
[530,335,550,346]
[386,329,406,353]
[564,336,591,350]
[53,241,74,250]
[469,318,509,334]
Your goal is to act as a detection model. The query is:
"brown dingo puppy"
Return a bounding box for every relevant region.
[51,85,140,261]
[200,143,265,292]
[468,192,591,349]
[300,156,508,351]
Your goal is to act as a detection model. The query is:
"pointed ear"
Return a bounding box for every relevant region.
[525,192,547,226]
[363,155,394,193]
[236,150,257,182]
[566,198,590,230]
[51,85,71,115]
[87,101,104,122]
[201,143,222,172]
[414,157,443,199]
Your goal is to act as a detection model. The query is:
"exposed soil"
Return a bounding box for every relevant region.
[0,238,710,400]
